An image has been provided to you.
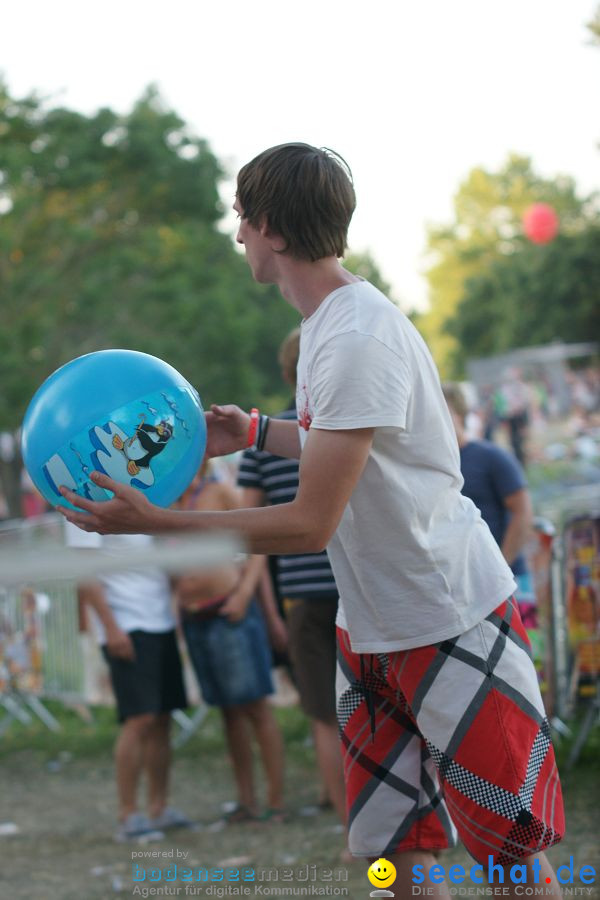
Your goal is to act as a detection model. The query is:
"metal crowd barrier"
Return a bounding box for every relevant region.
[535,485,600,766]
[0,513,207,743]
[0,507,597,760]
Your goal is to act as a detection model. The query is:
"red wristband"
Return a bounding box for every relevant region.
[246,408,259,447]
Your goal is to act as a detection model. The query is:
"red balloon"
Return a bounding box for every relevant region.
[522,203,559,244]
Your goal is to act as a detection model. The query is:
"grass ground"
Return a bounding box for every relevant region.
[0,701,598,899]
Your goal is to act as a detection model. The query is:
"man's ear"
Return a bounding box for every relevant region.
[260,217,287,251]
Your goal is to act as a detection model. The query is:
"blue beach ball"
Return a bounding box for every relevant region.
[22,349,206,509]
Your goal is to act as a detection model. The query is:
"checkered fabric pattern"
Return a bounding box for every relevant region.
[337,598,564,863]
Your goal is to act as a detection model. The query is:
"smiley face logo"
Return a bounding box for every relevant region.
[368,858,397,889]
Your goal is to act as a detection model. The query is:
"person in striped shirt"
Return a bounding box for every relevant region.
[238,328,346,827]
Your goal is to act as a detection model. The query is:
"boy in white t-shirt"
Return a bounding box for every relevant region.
[66,525,190,841]
[60,144,564,897]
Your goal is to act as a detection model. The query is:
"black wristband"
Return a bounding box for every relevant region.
[255,415,270,452]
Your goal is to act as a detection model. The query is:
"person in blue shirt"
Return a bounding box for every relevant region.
[442,383,542,665]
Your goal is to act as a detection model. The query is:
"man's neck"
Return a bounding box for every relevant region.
[275,257,360,318]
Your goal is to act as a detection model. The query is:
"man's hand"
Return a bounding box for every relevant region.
[218,587,251,623]
[205,405,250,458]
[206,406,300,460]
[57,472,165,534]
[105,626,136,661]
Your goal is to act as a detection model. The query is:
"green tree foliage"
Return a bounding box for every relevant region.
[0,82,299,439]
[419,154,587,375]
[448,227,600,370]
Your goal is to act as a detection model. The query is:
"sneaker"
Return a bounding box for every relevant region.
[114,812,165,843]
[223,804,260,826]
[258,807,291,824]
[149,807,193,831]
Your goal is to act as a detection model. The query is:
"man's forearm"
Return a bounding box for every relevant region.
[77,583,117,632]
[154,426,373,552]
[262,417,301,459]
[501,516,530,567]
[157,501,327,555]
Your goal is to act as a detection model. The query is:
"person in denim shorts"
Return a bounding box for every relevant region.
[174,462,287,824]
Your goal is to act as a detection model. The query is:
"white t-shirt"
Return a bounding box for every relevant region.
[296,280,516,653]
[64,523,175,643]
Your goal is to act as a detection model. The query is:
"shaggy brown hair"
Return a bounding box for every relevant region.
[236,143,356,262]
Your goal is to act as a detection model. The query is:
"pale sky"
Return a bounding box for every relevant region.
[2,0,598,310]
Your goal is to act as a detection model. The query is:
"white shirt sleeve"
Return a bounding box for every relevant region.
[309,332,411,431]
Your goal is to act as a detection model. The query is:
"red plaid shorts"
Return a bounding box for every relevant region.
[336,598,564,863]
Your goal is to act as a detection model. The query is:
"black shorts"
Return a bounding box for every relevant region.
[102,629,187,723]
